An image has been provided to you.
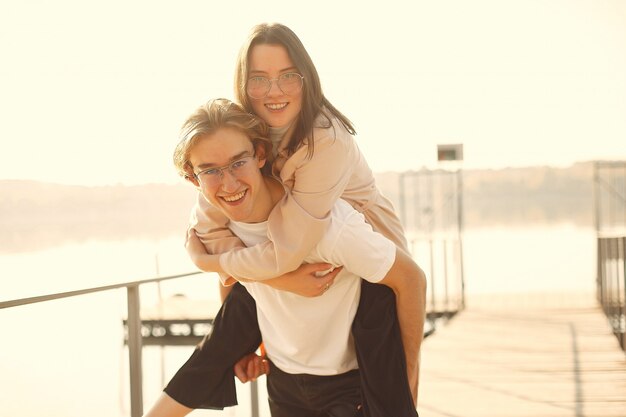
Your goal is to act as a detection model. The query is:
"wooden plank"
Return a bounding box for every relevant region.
[419,291,626,417]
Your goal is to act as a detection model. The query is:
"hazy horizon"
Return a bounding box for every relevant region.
[0,162,599,255]
[0,158,605,188]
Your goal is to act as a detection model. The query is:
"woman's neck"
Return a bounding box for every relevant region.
[269,122,297,155]
[269,124,291,140]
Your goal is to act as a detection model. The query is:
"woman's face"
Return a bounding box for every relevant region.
[247,44,303,128]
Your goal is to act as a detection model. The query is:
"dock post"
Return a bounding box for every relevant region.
[127,285,144,417]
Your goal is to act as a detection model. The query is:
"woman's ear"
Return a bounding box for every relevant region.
[255,143,268,168]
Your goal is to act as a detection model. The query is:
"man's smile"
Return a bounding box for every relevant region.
[221,189,247,204]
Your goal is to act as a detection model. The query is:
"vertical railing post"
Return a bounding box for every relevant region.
[398,172,406,228]
[456,169,465,310]
[250,380,259,417]
[593,162,601,303]
[613,238,619,326]
[598,237,604,310]
[619,237,626,352]
[429,239,436,313]
[599,238,606,314]
[127,285,144,417]
[443,239,449,313]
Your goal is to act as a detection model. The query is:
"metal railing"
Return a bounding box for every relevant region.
[597,236,626,351]
[397,168,466,321]
[594,161,626,352]
[0,271,202,417]
[407,234,465,321]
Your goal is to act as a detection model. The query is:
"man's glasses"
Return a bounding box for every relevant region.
[246,73,304,99]
[194,155,256,186]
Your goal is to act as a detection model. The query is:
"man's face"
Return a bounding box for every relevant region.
[188,127,269,223]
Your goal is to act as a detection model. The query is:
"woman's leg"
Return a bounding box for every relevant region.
[164,283,262,409]
[351,280,419,417]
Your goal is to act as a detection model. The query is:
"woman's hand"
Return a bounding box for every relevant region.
[185,228,223,273]
[262,263,343,297]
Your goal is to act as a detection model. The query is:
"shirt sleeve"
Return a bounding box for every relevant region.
[323,207,397,283]
[218,124,360,280]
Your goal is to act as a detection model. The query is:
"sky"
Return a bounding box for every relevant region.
[1,0,625,186]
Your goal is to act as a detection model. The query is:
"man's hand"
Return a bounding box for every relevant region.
[234,352,270,383]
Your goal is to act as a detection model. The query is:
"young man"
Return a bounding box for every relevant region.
[145,99,426,417]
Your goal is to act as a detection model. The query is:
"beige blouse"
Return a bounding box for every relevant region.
[191,115,408,280]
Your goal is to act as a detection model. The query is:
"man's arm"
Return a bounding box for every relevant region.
[378,248,427,406]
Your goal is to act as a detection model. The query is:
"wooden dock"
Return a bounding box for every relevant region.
[419,291,626,417]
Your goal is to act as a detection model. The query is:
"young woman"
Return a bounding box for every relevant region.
[148,23,424,417]
[189,23,409,281]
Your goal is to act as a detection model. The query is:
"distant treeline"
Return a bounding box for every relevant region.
[375,161,594,229]
[462,163,593,227]
[0,162,598,253]
[0,180,197,253]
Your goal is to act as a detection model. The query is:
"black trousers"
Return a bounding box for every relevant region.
[267,361,362,417]
[164,281,418,417]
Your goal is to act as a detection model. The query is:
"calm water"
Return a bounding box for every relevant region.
[0,225,596,416]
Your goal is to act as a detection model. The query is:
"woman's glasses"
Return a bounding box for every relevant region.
[246,73,304,99]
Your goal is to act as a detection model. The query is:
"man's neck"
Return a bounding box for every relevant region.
[252,176,284,223]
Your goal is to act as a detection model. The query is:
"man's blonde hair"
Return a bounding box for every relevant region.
[173,98,271,179]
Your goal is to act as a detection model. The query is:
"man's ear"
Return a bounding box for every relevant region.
[185,174,200,188]
[183,165,200,188]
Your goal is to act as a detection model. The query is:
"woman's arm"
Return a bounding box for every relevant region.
[186,134,353,277]
[187,228,343,297]
[218,127,359,279]
[186,193,244,284]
